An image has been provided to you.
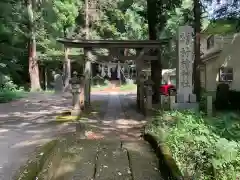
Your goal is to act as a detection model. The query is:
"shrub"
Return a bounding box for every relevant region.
[146,111,240,179]
[0,75,25,103]
[215,83,230,110]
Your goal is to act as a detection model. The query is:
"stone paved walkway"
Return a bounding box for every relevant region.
[53,92,164,180]
[0,91,163,179]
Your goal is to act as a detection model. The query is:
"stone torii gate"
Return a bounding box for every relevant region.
[57,38,169,114]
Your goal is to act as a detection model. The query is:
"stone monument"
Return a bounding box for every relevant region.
[177,25,194,102]
[53,72,64,93]
[168,25,199,111]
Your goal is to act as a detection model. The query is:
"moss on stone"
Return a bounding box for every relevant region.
[14,140,58,180]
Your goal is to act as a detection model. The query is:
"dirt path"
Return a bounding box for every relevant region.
[53,92,164,180]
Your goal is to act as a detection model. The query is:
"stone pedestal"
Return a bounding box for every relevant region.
[139,72,145,112]
[71,88,81,116]
[70,73,85,116]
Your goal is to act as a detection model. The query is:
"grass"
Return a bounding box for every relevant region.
[0,89,27,103]
[146,110,240,180]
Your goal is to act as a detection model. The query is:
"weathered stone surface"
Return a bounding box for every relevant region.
[177,26,194,102]
[176,94,184,103]
[169,96,176,110]
[172,102,199,111]
[54,139,98,180]
[122,141,161,180]
[95,142,131,180]
[54,74,63,93]
[189,94,197,103]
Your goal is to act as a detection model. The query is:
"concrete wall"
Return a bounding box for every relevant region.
[202,34,240,98]
[200,34,233,55]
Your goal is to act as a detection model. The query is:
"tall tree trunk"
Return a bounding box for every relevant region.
[63,47,71,91]
[62,26,71,90]
[193,0,201,101]
[26,0,41,91]
[147,0,161,103]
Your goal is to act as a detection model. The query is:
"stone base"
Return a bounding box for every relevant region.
[71,109,81,116]
[171,103,199,112]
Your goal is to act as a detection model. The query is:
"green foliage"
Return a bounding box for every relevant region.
[0,89,25,103]
[147,111,240,179]
[0,0,239,90]
[204,19,240,35]
[0,75,26,103]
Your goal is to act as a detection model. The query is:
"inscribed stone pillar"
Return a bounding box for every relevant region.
[84,48,92,106]
[177,26,194,102]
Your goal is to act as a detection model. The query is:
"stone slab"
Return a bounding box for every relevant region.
[176,94,185,103]
[53,139,98,180]
[122,141,161,180]
[172,102,199,111]
[95,142,131,180]
[189,94,196,103]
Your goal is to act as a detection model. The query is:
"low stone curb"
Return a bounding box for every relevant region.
[38,135,75,179]
[13,139,59,180]
[14,135,75,180]
[143,132,183,180]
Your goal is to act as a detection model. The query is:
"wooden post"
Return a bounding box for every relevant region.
[146,85,152,116]
[144,77,154,116]
[84,48,92,107]
[136,48,144,109]
[139,72,145,112]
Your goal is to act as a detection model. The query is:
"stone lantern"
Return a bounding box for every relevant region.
[70,72,85,116]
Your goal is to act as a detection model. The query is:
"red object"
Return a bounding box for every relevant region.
[160,84,176,95]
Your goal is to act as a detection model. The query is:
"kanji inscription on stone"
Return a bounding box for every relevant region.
[177,26,194,102]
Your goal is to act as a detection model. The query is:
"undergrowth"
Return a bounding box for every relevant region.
[0,76,26,103]
[146,111,240,179]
